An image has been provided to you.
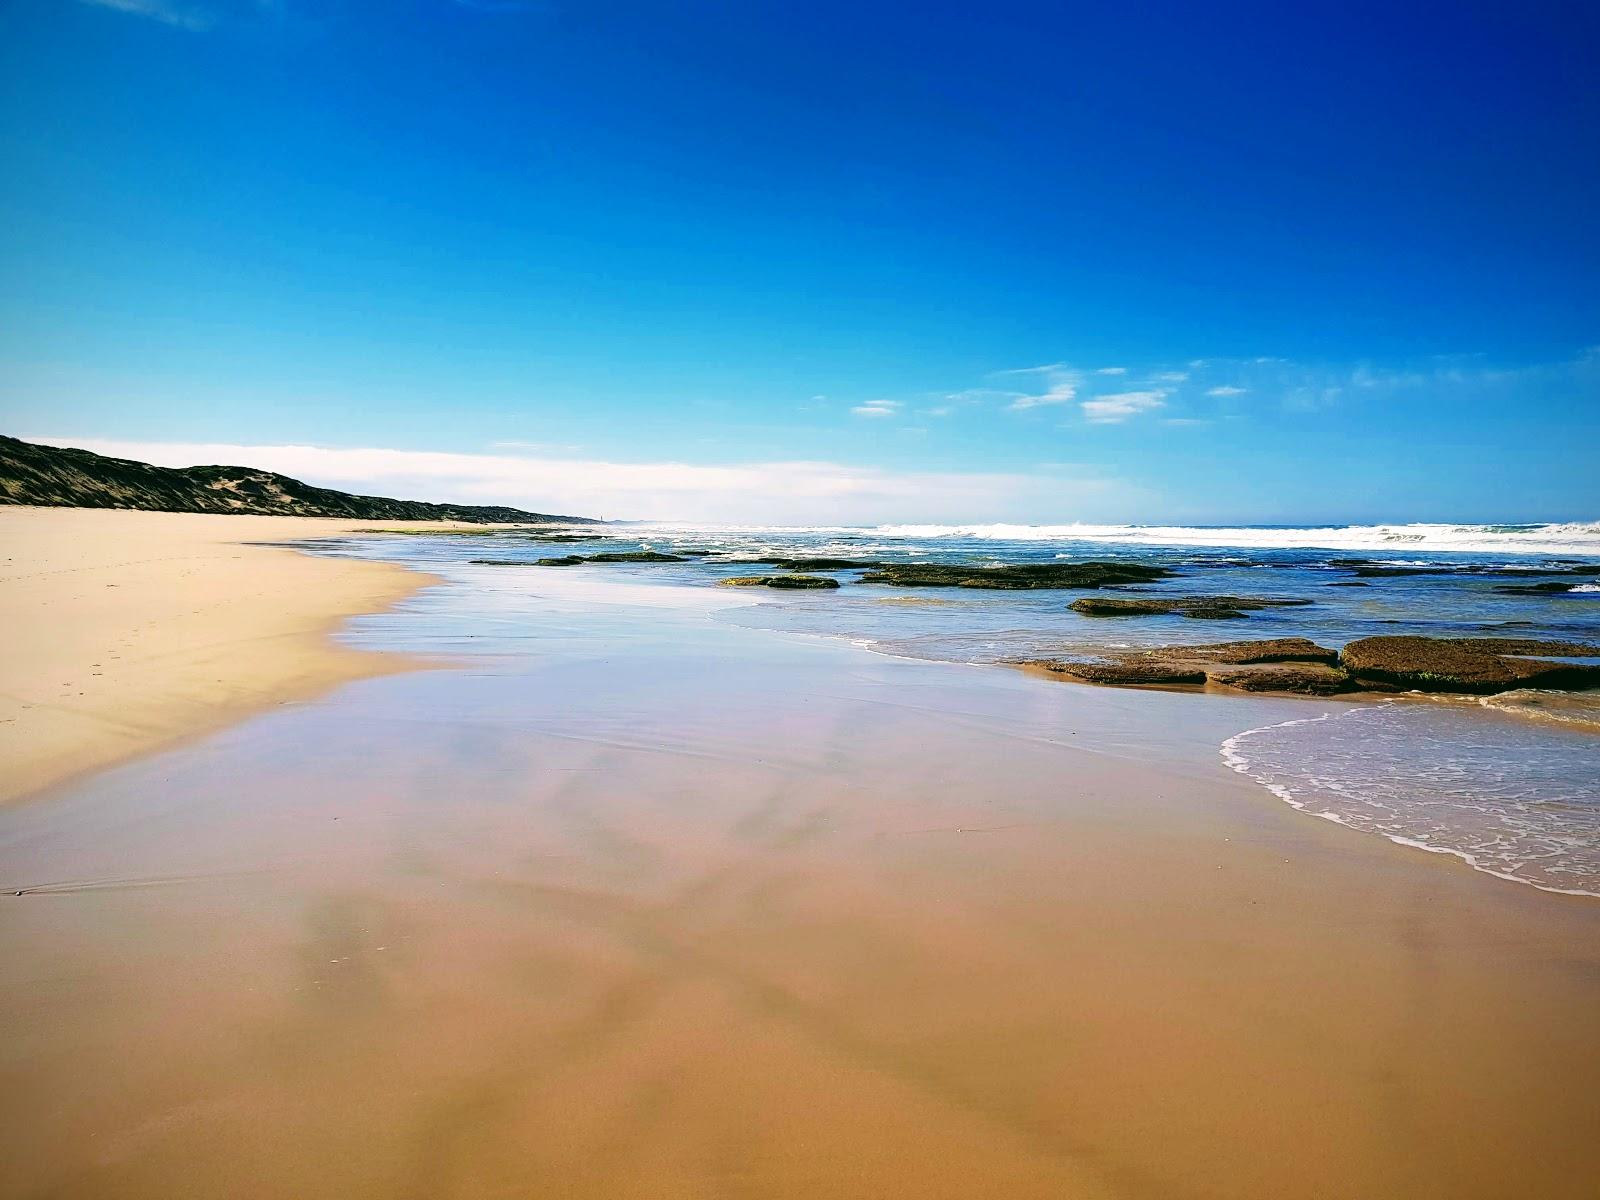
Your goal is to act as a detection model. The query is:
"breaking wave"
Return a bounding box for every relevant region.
[868,522,1600,557]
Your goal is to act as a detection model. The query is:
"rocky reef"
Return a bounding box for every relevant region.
[1340,636,1600,693]
[749,557,886,570]
[718,575,840,589]
[1068,595,1312,620]
[859,561,1176,590]
[470,551,687,566]
[1020,635,1600,698]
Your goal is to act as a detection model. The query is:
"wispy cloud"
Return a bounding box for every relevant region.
[78,0,216,30]
[851,399,902,418]
[1095,366,1127,376]
[1206,385,1247,397]
[1081,390,1166,424]
[1009,383,1079,411]
[26,437,1142,524]
[1001,364,1082,411]
[78,0,288,31]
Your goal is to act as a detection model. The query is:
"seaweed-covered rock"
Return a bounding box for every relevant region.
[1068,595,1310,619]
[1162,638,1339,665]
[718,575,840,589]
[1031,660,1209,685]
[1339,636,1600,693]
[1205,664,1355,695]
[860,561,1175,590]
[1492,582,1580,595]
[1018,638,1347,695]
[522,551,687,566]
[754,557,884,570]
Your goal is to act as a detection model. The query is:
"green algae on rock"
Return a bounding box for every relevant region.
[719,575,841,589]
[1340,636,1600,693]
[860,561,1175,590]
[1068,595,1312,619]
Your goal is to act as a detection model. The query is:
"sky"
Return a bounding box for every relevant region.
[1,1,1597,524]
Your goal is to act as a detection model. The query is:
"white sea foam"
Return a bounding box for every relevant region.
[867,522,1600,556]
[624,520,1600,557]
[1222,704,1600,897]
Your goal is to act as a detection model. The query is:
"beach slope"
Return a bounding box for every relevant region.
[0,507,438,804]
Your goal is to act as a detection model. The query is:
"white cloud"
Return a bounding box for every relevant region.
[27,437,1142,524]
[1008,380,1079,411]
[994,363,1068,377]
[850,399,901,418]
[1205,385,1247,397]
[79,0,215,29]
[1155,371,1189,383]
[1080,390,1166,424]
[1095,366,1127,376]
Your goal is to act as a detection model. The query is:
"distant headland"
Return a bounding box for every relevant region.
[0,434,598,525]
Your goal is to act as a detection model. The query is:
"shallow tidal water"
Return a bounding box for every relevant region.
[317,522,1600,895]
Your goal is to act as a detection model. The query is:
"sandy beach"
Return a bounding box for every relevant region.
[1,543,1596,1199]
[0,508,444,805]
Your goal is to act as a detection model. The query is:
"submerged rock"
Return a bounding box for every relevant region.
[1068,595,1311,620]
[753,557,885,570]
[522,551,688,566]
[1492,581,1581,595]
[1340,636,1600,693]
[860,561,1175,590]
[718,575,840,589]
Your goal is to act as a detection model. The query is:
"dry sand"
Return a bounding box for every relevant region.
[0,507,443,804]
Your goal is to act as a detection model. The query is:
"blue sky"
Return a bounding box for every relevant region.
[1,1,1596,523]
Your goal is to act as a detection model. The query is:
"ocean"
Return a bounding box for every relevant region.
[314,520,1600,895]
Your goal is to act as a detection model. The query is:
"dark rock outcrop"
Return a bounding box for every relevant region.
[1163,638,1340,665]
[0,434,597,524]
[526,551,687,566]
[1204,664,1354,695]
[860,561,1176,590]
[1032,660,1209,686]
[1339,636,1600,693]
[1021,634,1600,699]
[1022,638,1350,694]
[1492,582,1581,595]
[1069,595,1311,620]
[753,557,885,570]
[718,575,840,589]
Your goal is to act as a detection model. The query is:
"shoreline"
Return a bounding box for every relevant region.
[0,507,458,805]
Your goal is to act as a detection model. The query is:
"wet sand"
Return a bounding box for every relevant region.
[1,563,1597,1199]
[0,508,445,804]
